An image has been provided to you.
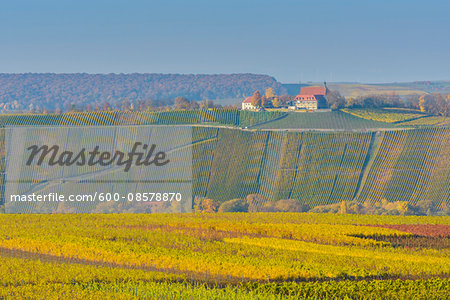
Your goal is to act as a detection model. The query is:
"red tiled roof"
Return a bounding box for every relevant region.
[300,86,327,96]
[295,94,317,101]
[243,96,252,103]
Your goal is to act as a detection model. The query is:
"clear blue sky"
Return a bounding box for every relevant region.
[1,0,449,83]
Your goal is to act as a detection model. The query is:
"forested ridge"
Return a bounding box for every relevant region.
[0,73,285,111]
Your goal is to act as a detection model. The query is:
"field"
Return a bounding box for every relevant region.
[355,128,450,209]
[398,116,450,127]
[340,108,450,127]
[0,111,449,298]
[0,109,287,128]
[192,127,450,210]
[0,213,448,299]
[251,111,396,130]
[285,81,450,98]
[341,108,426,123]
[326,83,427,98]
[0,110,400,130]
[1,124,449,212]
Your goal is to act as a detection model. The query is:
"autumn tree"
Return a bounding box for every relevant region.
[265,87,275,98]
[121,98,131,111]
[278,94,292,105]
[397,201,410,215]
[272,97,280,108]
[271,199,309,212]
[174,97,190,110]
[327,90,346,110]
[103,102,111,111]
[339,201,348,214]
[199,99,214,109]
[389,92,401,107]
[435,93,449,116]
[190,100,199,109]
[144,99,154,110]
[405,95,420,109]
[261,95,269,108]
[251,91,262,108]
[419,95,428,112]
[245,194,266,212]
[194,197,219,213]
[202,199,219,212]
[218,199,248,212]
[446,95,450,116]
[346,97,358,108]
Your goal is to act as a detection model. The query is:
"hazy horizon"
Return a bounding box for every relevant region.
[2,0,449,83]
[2,72,449,85]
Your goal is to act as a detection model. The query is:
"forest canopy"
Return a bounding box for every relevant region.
[0,73,285,112]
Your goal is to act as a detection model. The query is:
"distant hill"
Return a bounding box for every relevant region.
[388,80,450,93]
[285,81,450,98]
[326,83,426,98]
[325,81,450,98]
[1,74,449,112]
[0,73,285,111]
[280,83,308,96]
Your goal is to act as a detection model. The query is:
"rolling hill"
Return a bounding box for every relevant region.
[0,110,448,212]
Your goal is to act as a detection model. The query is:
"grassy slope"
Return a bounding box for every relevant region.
[0,110,287,128]
[0,112,448,210]
[341,108,427,123]
[340,108,450,127]
[191,127,450,209]
[252,111,396,130]
[399,116,450,126]
[355,128,450,209]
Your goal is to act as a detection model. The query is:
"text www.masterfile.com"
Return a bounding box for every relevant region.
[9,192,183,202]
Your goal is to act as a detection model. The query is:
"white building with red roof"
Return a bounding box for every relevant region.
[294,85,329,110]
[241,96,254,110]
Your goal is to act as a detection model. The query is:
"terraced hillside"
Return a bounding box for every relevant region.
[0,109,286,128]
[0,112,448,211]
[399,116,450,127]
[191,127,450,210]
[341,108,426,123]
[252,111,396,130]
[355,128,450,209]
[0,110,397,130]
[340,108,450,127]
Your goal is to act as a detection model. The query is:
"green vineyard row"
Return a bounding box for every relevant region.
[0,109,286,127]
[5,127,447,212]
[0,111,448,211]
[191,127,449,210]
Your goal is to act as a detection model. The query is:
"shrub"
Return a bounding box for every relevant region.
[245,194,266,212]
[271,199,310,212]
[218,199,248,213]
[194,197,219,213]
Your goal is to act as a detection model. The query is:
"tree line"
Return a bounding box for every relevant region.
[327,91,449,116]
[249,88,291,108]
[248,87,450,117]
[0,73,285,113]
[194,195,449,216]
